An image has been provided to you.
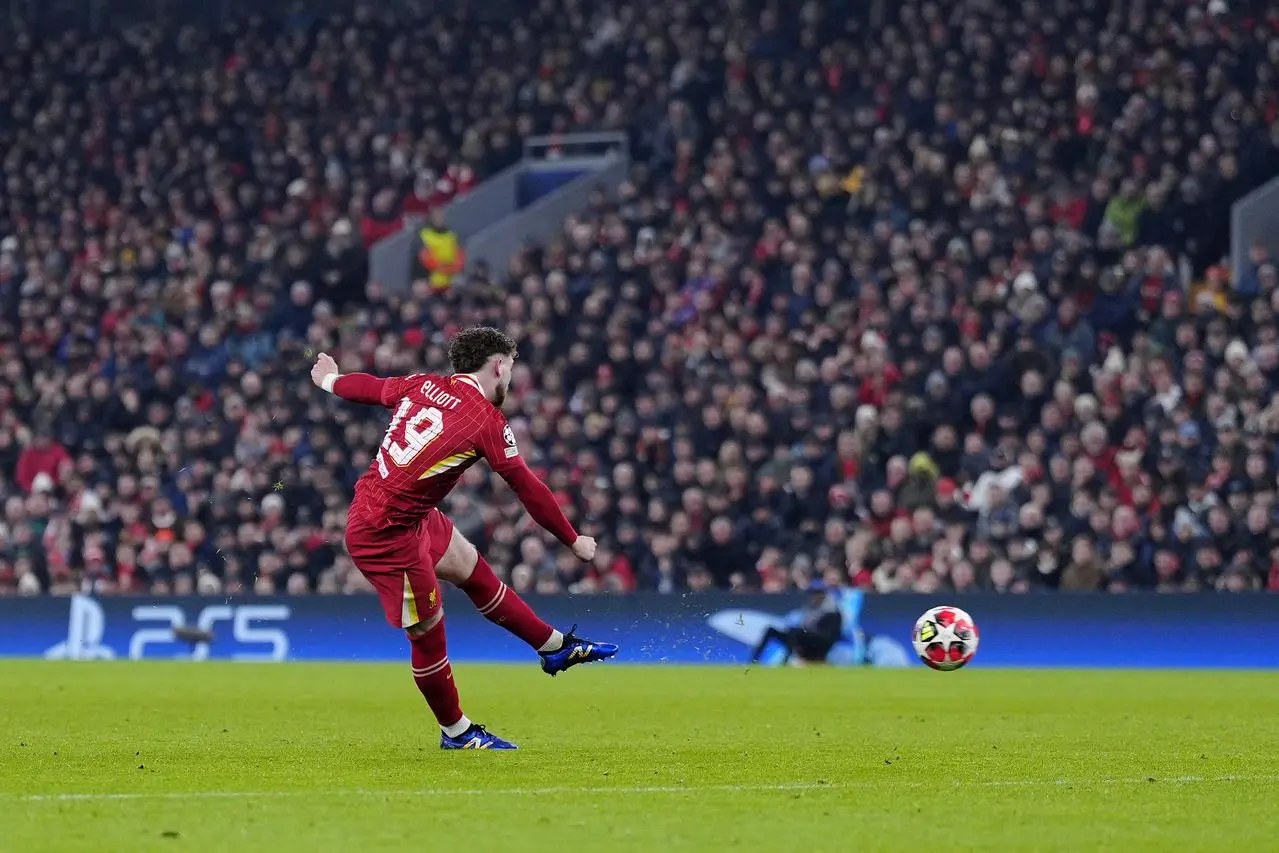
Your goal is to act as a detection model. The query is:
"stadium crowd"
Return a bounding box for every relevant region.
[3,0,1279,598]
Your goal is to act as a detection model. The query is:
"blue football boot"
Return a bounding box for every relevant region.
[439,723,518,750]
[539,625,619,676]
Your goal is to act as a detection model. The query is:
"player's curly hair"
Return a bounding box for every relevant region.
[448,326,518,373]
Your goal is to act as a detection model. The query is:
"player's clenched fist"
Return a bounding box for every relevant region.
[311,352,338,389]
[571,535,597,562]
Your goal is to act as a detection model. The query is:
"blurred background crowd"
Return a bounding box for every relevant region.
[3,0,1279,597]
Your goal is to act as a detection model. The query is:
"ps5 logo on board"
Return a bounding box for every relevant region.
[44,595,115,660]
[44,595,291,661]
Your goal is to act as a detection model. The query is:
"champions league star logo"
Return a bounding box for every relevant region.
[45,595,116,660]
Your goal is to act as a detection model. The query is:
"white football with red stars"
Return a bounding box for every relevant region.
[913,606,979,671]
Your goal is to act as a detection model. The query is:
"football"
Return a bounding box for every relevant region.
[912,605,980,671]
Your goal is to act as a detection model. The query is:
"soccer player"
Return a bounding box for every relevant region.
[310,327,618,750]
[750,580,843,665]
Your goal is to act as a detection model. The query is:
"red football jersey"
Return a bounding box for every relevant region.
[348,373,523,528]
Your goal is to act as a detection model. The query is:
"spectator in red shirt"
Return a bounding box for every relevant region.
[16,432,71,494]
[360,189,406,249]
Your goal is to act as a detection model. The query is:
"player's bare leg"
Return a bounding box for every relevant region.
[406,609,516,750]
[436,526,619,675]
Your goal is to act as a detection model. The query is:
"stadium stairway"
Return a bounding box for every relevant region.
[369,132,631,296]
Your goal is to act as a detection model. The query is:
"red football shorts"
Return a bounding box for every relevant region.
[345,508,455,629]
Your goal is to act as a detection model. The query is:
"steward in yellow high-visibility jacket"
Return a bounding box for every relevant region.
[416,208,465,291]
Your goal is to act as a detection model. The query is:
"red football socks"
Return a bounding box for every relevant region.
[459,555,556,651]
[409,622,464,730]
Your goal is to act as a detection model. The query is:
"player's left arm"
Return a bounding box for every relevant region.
[477,415,588,555]
[311,353,412,408]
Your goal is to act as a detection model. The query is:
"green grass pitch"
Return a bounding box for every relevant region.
[1,661,1276,852]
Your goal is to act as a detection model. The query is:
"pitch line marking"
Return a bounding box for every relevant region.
[9,774,1278,803]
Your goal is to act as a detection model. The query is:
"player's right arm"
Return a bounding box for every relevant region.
[476,414,595,561]
[311,352,415,408]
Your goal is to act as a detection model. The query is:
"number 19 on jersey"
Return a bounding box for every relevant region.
[377,400,444,477]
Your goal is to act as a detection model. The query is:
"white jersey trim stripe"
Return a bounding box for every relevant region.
[453,374,483,393]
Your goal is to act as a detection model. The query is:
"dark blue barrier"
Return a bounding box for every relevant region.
[517,170,587,207]
[1,592,1276,667]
